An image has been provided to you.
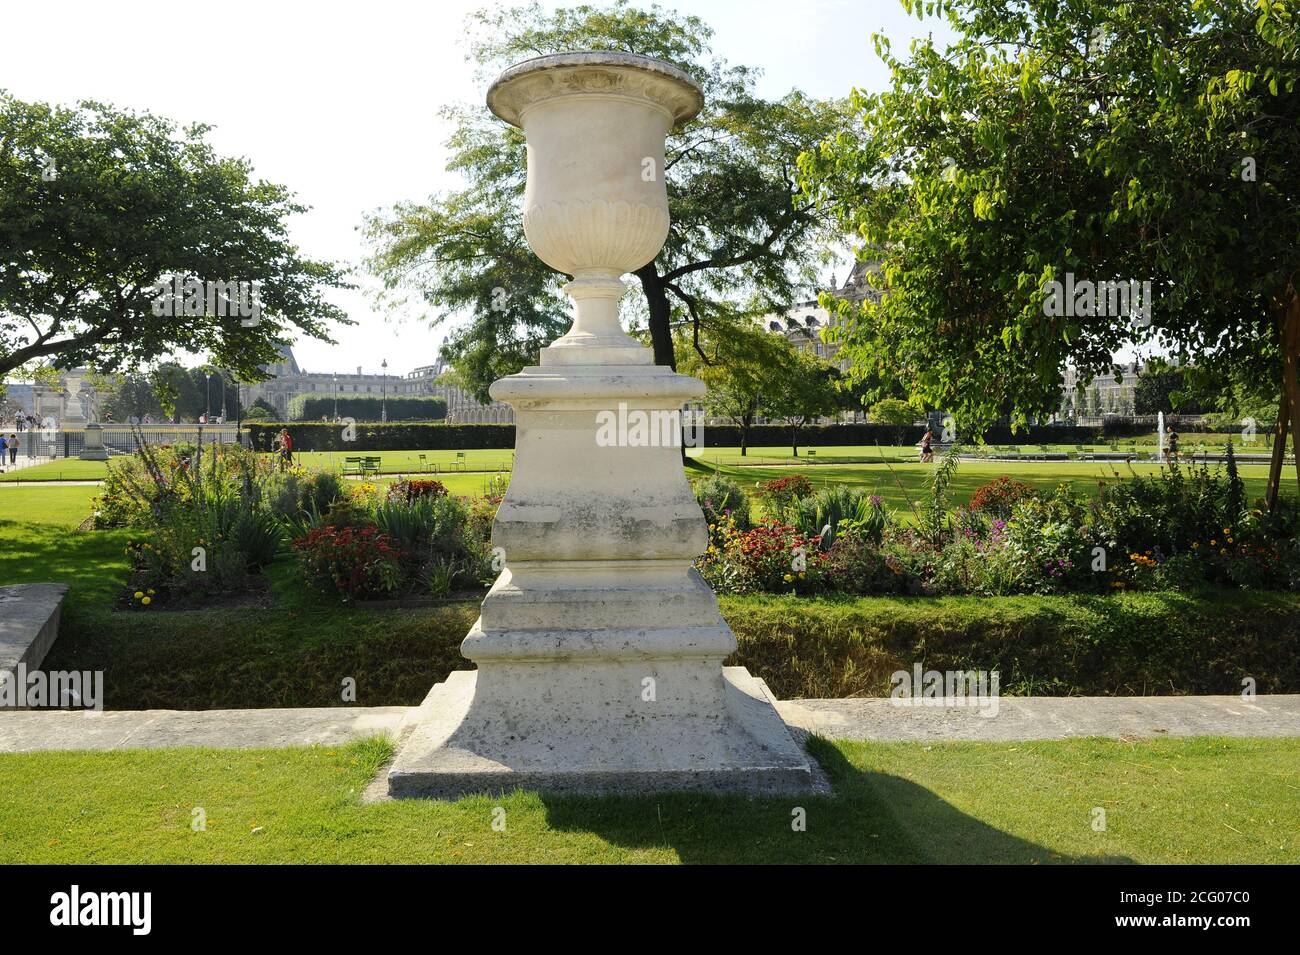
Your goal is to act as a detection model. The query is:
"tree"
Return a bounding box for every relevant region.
[869,397,919,448]
[676,324,774,454]
[765,345,842,456]
[363,1,851,400]
[676,323,791,456]
[100,373,162,422]
[0,91,349,380]
[800,0,1298,492]
[1134,364,1202,416]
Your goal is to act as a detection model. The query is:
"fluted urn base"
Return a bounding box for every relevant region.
[386,356,813,798]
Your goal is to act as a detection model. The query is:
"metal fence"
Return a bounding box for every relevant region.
[16,426,242,460]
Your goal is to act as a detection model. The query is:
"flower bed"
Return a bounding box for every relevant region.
[694,450,1300,598]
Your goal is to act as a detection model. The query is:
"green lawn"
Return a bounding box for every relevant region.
[2,433,1279,485]
[700,458,1281,515]
[0,458,112,482]
[0,735,1293,863]
[0,449,517,484]
[0,485,130,615]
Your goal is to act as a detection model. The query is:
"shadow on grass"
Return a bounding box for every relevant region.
[537,738,1134,864]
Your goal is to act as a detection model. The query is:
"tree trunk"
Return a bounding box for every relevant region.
[1266,406,1288,511]
[635,266,677,370]
[1279,292,1300,509]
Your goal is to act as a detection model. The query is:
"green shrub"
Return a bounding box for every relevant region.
[245,422,514,452]
[756,475,814,513]
[693,474,752,531]
[786,485,878,544]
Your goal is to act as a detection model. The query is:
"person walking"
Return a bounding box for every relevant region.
[8,433,18,466]
[0,433,7,471]
[276,428,294,470]
[919,427,934,464]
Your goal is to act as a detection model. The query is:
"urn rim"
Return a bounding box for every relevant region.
[487,50,705,129]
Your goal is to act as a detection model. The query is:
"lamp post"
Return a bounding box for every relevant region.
[381,360,388,422]
[387,51,811,799]
[332,373,338,421]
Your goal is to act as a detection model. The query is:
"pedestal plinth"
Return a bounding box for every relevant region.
[79,423,109,461]
[387,355,813,797]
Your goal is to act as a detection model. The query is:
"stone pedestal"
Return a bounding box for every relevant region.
[387,51,812,798]
[79,422,109,461]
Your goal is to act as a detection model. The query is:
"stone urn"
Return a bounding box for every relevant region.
[388,52,811,797]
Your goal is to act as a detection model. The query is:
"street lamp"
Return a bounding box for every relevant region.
[332,373,338,421]
[381,359,388,422]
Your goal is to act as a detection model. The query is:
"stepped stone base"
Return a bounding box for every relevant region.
[388,667,813,799]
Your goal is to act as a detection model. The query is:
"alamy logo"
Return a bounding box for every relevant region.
[0,664,103,709]
[1043,273,1152,327]
[890,664,1000,717]
[150,275,262,326]
[50,885,151,935]
[595,402,703,448]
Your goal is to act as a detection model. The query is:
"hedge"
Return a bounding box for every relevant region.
[44,589,1300,709]
[244,421,1115,452]
[284,395,447,422]
[707,422,1105,448]
[244,422,514,452]
[723,590,1300,699]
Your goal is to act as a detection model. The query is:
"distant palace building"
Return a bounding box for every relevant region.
[761,259,881,371]
[241,347,513,422]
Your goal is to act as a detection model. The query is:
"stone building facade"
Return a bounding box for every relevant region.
[240,347,512,422]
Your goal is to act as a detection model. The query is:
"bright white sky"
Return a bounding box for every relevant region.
[5,0,955,377]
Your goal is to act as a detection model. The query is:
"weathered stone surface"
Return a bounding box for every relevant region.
[389,668,812,798]
[387,52,812,798]
[0,583,68,676]
[0,706,408,752]
[778,694,1300,742]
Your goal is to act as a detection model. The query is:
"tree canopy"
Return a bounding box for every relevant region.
[800,0,1299,434]
[363,0,852,401]
[0,91,349,380]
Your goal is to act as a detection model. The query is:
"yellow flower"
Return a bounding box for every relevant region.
[133,591,144,599]
[141,596,152,605]
[1223,528,1230,534]
[1227,537,1234,544]
[783,573,794,583]
[147,588,156,595]
[1210,540,1217,546]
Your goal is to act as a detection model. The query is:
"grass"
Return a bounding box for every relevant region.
[5,432,1280,483]
[0,734,1293,863]
[41,586,1300,710]
[698,458,1281,515]
[0,449,516,483]
[0,458,112,482]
